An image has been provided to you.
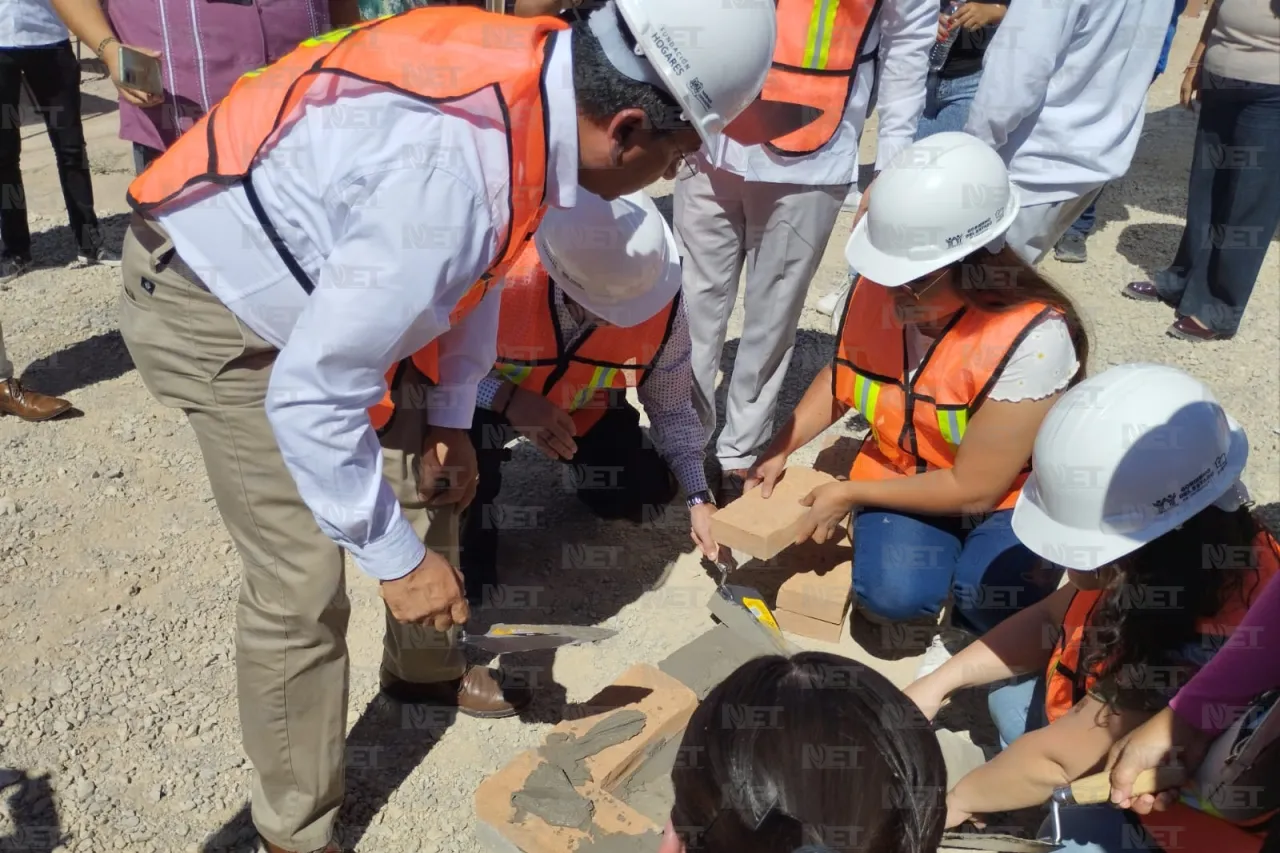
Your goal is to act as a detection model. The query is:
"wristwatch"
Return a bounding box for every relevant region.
[686,490,716,510]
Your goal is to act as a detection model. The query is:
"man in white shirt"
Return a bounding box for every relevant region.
[674,0,935,501]
[965,0,1175,265]
[116,3,782,851]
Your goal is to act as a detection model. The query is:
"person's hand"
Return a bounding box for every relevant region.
[689,502,724,561]
[1180,64,1203,110]
[100,42,164,108]
[419,426,479,509]
[950,2,1007,30]
[504,386,578,460]
[380,550,470,631]
[853,181,873,228]
[794,480,855,545]
[936,12,951,41]
[743,452,788,498]
[944,793,983,829]
[903,677,947,722]
[1108,707,1207,814]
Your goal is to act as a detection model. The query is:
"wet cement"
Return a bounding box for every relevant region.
[615,734,680,824]
[510,710,648,830]
[572,827,665,853]
[657,623,765,700]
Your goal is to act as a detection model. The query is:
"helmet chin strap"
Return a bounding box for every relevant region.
[586,1,671,92]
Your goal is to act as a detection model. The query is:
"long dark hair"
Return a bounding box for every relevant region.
[953,245,1091,387]
[1078,505,1268,711]
[670,653,947,853]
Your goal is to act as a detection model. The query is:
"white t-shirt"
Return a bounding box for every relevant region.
[904,314,1078,403]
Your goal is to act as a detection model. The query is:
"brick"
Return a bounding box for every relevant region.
[775,557,852,625]
[709,466,841,560]
[475,665,697,853]
[774,606,846,643]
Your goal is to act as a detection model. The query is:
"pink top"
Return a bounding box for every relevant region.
[106,0,330,151]
[1171,568,1280,735]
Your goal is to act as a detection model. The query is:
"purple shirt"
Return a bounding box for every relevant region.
[107,0,330,151]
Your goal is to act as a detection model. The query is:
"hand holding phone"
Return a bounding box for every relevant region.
[118,45,163,97]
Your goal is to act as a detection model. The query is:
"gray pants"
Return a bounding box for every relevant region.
[1004,185,1105,265]
[674,167,846,470]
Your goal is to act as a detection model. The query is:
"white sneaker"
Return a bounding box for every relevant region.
[915,634,954,681]
[816,281,851,316]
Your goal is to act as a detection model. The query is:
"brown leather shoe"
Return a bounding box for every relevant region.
[1122,280,1174,305]
[380,666,531,719]
[1167,315,1230,342]
[0,379,72,421]
[262,840,344,853]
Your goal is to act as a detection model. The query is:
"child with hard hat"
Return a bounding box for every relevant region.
[659,652,948,853]
[459,190,723,605]
[904,363,1277,853]
[749,132,1087,665]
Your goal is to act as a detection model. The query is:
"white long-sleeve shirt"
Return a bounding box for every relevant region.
[965,0,1174,205]
[154,32,578,582]
[0,0,68,47]
[476,285,708,495]
[705,0,936,186]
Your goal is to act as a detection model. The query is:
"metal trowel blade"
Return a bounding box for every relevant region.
[460,624,617,654]
[939,833,1062,853]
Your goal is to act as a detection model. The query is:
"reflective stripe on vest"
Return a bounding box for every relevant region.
[127,8,565,424]
[491,246,679,434]
[831,276,1056,511]
[762,0,882,155]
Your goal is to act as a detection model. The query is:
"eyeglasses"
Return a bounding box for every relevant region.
[897,268,949,301]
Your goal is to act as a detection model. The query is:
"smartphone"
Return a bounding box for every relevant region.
[118,45,163,97]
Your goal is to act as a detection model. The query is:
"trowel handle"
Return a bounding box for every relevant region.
[1056,767,1188,806]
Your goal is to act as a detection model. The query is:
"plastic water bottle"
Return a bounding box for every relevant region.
[929,0,968,72]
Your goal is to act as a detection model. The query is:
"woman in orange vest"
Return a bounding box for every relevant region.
[460,189,723,604]
[904,363,1276,853]
[748,132,1087,656]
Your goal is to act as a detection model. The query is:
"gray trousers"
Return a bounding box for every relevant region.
[1004,184,1105,265]
[674,166,847,470]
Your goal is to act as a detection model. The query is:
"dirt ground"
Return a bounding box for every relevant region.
[0,22,1276,853]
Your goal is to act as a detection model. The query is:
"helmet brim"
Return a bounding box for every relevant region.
[1011,414,1250,571]
[844,182,1021,287]
[544,218,682,328]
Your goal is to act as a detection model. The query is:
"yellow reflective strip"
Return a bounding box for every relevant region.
[955,408,969,442]
[863,378,881,423]
[802,0,825,68]
[937,409,969,447]
[570,366,607,411]
[300,25,359,49]
[496,363,532,385]
[816,0,840,69]
[599,367,619,389]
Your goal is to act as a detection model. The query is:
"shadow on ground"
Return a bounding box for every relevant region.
[20,331,133,398]
[0,770,65,853]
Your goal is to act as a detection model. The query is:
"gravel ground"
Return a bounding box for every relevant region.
[1,26,1277,853]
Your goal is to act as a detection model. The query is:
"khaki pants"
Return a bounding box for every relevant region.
[118,218,464,851]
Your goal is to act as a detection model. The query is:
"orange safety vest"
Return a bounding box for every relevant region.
[762,0,882,155]
[1044,532,1280,852]
[831,276,1059,511]
[126,8,567,426]
[489,245,679,435]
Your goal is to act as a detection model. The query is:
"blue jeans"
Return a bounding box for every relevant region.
[851,509,1062,635]
[987,677,1154,853]
[1154,73,1280,336]
[915,69,983,141]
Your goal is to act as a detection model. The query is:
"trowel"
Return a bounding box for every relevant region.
[939,767,1186,852]
[458,624,617,654]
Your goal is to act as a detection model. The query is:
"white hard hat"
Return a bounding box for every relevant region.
[1012,364,1251,571]
[845,132,1020,288]
[534,190,681,328]
[590,0,807,151]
